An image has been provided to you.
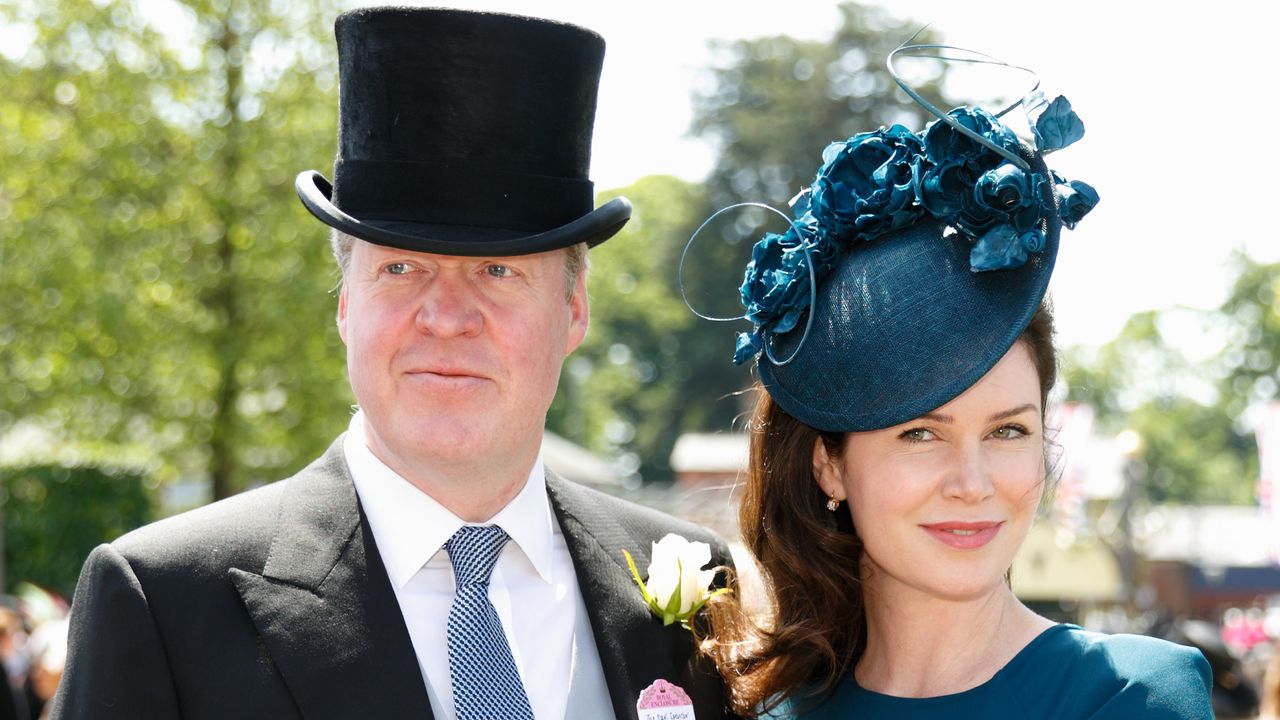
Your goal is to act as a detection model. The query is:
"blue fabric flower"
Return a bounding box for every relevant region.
[809,125,926,244]
[1051,171,1100,230]
[734,228,823,364]
[725,100,1098,363]
[957,162,1054,243]
[733,330,763,366]
[789,191,842,267]
[1032,95,1086,153]
[919,114,1054,268]
[973,164,1038,222]
[918,108,1023,222]
[1019,228,1046,254]
[922,108,1020,169]
[970,225,1029,271]
[736,239,803,362]
[732,191,846,365]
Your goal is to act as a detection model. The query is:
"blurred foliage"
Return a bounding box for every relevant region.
[1062,253,1279,505]
[692,3,947,210]
[0,0,355,501]
[549,175,724,482]
[2,462,153,596]
[1218,252,1280,419]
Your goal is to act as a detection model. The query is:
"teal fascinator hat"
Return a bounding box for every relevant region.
[684,41,1099,433]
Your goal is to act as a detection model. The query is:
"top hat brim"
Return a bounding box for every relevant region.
[296,170,632,256]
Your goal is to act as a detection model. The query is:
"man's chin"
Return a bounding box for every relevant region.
[374,419,517,466]
[400,427,490,458]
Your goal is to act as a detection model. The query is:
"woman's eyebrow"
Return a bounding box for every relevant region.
[987,403,1038,423]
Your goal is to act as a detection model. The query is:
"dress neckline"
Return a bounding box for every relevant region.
[852,622,1080,701]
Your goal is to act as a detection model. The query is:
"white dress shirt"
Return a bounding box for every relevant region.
[344,412,581,720]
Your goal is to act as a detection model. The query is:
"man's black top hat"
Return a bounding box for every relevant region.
[296,7,631,255]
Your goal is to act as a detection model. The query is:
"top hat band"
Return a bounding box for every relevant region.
[330,159,595,231]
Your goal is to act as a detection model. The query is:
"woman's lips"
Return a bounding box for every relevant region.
[920,521,1003,550]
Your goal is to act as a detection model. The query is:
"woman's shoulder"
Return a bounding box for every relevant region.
[761,625,1213,719]
[1006,624,1213,719]
[1040,625,1209,683]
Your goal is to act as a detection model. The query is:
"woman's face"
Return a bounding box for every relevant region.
[814,342,1046,603]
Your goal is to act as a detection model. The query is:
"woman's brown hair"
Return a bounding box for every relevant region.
[699,302,1058,716]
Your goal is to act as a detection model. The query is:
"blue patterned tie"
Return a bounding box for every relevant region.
[444,525,535,720]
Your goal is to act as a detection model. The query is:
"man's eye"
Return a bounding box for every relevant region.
[486,264,512,278]
[384,263,412,275]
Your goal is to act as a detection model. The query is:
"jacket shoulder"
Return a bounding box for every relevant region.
[546,475,734,564]
[110,480,287,575]
[111,442,348,576]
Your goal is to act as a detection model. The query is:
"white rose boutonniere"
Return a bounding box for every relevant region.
[623,533,725,628]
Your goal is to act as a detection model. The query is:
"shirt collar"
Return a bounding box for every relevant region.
[343,411,555,589]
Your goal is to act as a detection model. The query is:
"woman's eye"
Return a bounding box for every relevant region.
[991,425,1028,440]
[900,428,934,443]
[384,262,412,275]
[485,264,513,278]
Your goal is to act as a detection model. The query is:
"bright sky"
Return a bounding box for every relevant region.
[381,0,1280,354]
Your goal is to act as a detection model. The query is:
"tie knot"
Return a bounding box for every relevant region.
[445,525,510,587]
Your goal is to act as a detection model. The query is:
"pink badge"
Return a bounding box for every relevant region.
[636,679,695,720]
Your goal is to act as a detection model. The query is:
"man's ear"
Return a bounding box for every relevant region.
[812,436,845,502]
[565,270,589,355]
[336,282,349,346]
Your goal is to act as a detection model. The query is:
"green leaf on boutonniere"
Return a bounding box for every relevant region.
[623,533,728,629]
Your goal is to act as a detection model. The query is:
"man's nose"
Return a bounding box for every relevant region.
[414,273,483,338]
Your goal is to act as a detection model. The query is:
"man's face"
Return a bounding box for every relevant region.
[338,240,588,476]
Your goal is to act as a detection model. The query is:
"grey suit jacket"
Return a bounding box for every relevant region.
[51,437,735,719]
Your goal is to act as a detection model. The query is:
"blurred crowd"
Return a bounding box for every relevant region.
[1158,601,1280,719]
[0,585,69,720]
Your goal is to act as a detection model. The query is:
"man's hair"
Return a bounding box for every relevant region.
[562,242,589,300]
[330,230,587,301]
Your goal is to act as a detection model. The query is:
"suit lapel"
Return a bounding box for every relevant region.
[230,438,433,719]
[547,473,726,720]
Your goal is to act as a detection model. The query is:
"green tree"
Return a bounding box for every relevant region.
[0,0,354,503]
[1061,282,1268,505]
[2,460,153,595]
[549,176,716,482]
[692,3,947,210]
[1124,398,1256,505]
[1217,252,1280,420]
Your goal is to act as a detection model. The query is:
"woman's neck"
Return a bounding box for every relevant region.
[855,576,1053,698]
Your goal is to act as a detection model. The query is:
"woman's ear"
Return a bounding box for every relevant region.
[812,436,845,502]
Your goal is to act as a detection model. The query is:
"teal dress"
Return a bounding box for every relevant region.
[779,624,1212,719]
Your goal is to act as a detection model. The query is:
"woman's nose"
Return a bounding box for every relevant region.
[942,444,996,503]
